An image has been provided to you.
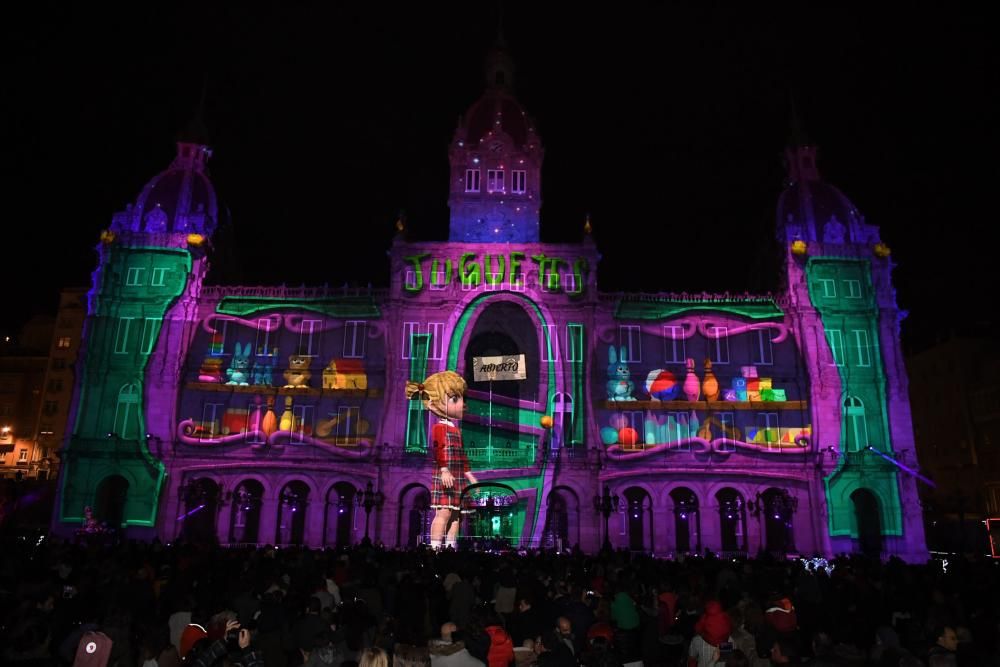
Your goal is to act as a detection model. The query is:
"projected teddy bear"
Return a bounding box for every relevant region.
[283,354,312,389]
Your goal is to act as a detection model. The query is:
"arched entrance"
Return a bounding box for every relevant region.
[624,487,652,552]
[460,482,520,549]
[276,480,309,545]
[670,487,699,553]
[851,488,883,556]
[326,482,357,548]
[180,478,220,545]
[762,488,797,555]
[229,480,264,544]
[716,488,747,555]
[397,484,432,548]
[544,487,580,550]
[95,475,129,531]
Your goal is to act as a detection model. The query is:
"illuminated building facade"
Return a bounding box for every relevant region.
[51,47,928,561]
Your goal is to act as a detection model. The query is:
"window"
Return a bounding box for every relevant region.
[151,267,167,286]
[509,272,525,292]
[662,325,686,363]
[114,317,134,354]
[757,413,780,447]
[404,270,419,290]
[668,412,690,448]
[621,411,645,447]
[461,279,476,292]
[57,337,71,349]
[299,319,322,356]
[113,384,140,439]
[544,324,559,362]
[465,169,480,192]
[47,379,63,393]
[486,169,504,193]
[209,320,229,356]
[566,324,584,363]
[200,402,225,440]
[255,319,276,357]
[718,412,736,451]
[428,268,447,291]
[563,272,577,293]
[619,325,642,363]
[125,267,146,286]
[43,401,58,416]
[292,405,314,444]
[844,279,862,298]
[52,358,66,370]
[18,448,28,462]
[852,329,871,367]
[512,170,526,193]
[708,327,730,364]
[817,278,836,298]
[343,321,367,358]
[825,329,845,366]
[402,322,445,360]
[752,329,773,365]
[844,397,869,452]
[246,400,266,444]
[140,318,160,355]
[427,322,445,360]
[337,406,361,442]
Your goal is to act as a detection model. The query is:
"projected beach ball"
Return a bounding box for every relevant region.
[600,427,619,445]
[645,369,679,400]
[618,427,639,447]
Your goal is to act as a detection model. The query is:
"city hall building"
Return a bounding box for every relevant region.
[52,46,928,561]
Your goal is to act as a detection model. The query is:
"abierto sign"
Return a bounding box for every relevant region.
[473,355,526,382]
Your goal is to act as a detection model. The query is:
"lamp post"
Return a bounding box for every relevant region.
[356,480,385,544]
[593,484,620,552]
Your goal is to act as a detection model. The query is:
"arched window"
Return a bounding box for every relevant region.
[113,384,141,439]
[844,396,869,452]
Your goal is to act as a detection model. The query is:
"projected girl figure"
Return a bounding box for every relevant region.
[405,370,477,549]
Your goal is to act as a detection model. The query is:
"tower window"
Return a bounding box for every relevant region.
[125,267,146,286]
[512,170,526,194]
[487,170,504,193]
[844,279,862,298]
[465,169,481,192]
[151,267,168,286]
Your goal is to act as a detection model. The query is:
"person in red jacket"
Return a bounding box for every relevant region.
[694,600,733,647]
[406,371,478,550]
[485,623,515,667]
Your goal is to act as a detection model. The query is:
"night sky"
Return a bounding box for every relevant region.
[6,4,994,353]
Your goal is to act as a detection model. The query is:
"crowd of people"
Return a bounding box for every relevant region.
[1,535,998,666]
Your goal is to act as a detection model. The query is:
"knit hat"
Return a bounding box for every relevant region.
[73,631,113,667]
[694,600,732,647]
[179,624,208,659]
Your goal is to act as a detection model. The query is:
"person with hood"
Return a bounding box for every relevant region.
[428,623,485,667]
[484,621,514,667]
[763,595,797,636]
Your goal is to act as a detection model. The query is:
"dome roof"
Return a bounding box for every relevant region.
[464,91,533,148]
[112,142,218,236]
[776,144,863,244]
[777,179,863,243]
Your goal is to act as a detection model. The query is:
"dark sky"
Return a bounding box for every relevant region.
[5,4,995,353]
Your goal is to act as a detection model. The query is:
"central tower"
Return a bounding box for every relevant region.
[447,38,543,242]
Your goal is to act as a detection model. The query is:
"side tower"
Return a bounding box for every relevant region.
[54,135,218,538]
[447,38,544,242]
[778,123,928,561]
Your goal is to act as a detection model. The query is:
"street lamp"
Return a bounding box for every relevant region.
[593,484,620,551]
[356,480,385,544]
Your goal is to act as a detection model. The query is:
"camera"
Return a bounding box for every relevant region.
[719,641,734,654]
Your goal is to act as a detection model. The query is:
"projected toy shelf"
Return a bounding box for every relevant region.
[598,400,808,411]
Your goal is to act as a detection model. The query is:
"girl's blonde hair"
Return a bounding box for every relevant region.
[405,370,466,416]
[359,647,389,667]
